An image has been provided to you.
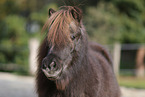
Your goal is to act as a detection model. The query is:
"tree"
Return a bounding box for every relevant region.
[84,0,145,77]
[0,0,19,20]
[84,3,120,44]
[30,3,58,34]
[0,0,30,74]
[84,0,145,44]
[0,15,29,74]
[0,0,58,74]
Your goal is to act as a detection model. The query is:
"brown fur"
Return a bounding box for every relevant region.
[36,6,121,97]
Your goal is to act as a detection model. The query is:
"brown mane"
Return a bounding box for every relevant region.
[42,6,82,47]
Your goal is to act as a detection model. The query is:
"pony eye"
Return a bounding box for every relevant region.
[71,35,76,40]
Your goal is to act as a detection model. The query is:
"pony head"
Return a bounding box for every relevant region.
[41,6,86,82]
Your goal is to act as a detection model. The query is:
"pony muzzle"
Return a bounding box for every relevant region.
[41,59,62,79]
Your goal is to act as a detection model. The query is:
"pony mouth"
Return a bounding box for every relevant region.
[41,58,70,80]
[42,67,63,79]
[42,63,69,80]
[41,60,63,79]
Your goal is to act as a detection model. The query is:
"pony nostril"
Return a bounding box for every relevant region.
[49,61,56,70]
[42,58,48,69]
[42,57,57,70]
[42,62,47,69]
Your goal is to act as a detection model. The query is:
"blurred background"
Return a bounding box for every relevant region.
[0,0,145,97]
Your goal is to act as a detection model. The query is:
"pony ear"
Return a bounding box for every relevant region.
[48,8,56,17]
[71,7,82,23]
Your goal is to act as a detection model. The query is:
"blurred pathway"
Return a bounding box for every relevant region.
[0,72,145,97]
[121,87,145,97]
[0,72,36,97]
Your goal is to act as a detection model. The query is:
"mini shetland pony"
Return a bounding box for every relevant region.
[36,6,120,97]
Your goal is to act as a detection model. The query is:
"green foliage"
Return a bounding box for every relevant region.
[0,15,29,74]
[1,15,28,46]
[84,0,145,44]
[84,3,120,44]
[30,3,58,38]
[30,3,58,26]
[0,2,58,74]
[0,0,19,20]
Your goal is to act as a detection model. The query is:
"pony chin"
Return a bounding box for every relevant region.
[55,68,72,90]
[55,76,70,90]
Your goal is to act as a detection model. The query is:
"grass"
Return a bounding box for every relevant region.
[118,76,145,89]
